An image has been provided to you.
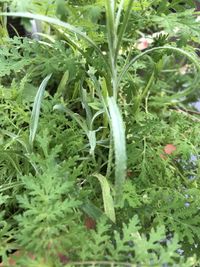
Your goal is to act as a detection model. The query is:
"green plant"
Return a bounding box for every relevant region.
[0,0,200,266]
[3,0,200,206]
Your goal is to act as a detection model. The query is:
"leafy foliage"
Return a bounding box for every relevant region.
[16,147,83,256]
[0,0,200,266]
[78,216,195,266]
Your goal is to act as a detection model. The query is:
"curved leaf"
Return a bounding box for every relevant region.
[118,46,200,95]
[29,74,52,146]
[0,12,110,72]
[107,96,126,206]
[93,173,116,223]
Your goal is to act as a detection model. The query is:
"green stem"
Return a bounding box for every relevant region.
[115,0,125,30]
[106,132,114,178]
[115,0,134,63]
[105,0,118,98]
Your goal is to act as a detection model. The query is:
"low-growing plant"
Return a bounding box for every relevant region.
[0,0,200,266]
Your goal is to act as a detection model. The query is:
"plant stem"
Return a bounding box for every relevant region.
[106,132,114,177]
[105,0,118,98]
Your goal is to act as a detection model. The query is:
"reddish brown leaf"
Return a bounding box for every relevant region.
[84,216,96,230]
[58,253,69,264]
[0,251,22,266]
[126,169,133,177]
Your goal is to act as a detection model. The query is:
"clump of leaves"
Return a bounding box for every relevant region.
[77,216,196,266]
[0,0,200,266]
[15,148,84,259]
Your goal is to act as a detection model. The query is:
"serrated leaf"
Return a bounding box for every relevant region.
[0,12,109,71]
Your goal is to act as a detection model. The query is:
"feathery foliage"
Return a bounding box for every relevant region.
[0,0,200,266]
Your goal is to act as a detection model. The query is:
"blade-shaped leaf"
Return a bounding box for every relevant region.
[0,12,110,72]
[53,104,89,134]
[118,46,200,95]
[81,200,103,221]
[105,0,116,51]
[88,130,96,156]
[107,96,126,206]
[93,173,116,223]
[53,104,99,155]
[29,74,52,146]
[56,70,69,97]
[115,0,134,61]
[116,0,125,30]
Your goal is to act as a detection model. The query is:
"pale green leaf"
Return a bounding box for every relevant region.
[93,173,116,223]
[29,74,52,147]
[107,96,126,206]
[88,130,96,156]
[56,70,69,97]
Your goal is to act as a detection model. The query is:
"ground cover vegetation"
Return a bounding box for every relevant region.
[0,0,200,266]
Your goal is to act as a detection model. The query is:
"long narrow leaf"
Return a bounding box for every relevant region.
[53,104,88,134]
[29,74,52,146]
[53,104,98,155]
[115,0,125,30]
[115,0,134,61]
[1,12,95,48]
[2,130,30,153]
[118,46,200,92]
[90,110,105,129]
[1,151,21,174]
[107,96,126,206]
[56,70,69,97]
[81,201,103,221]
[0,12,110,72]
[93,173,116,222]
[105,0,118,89]
[105,0,115,44]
